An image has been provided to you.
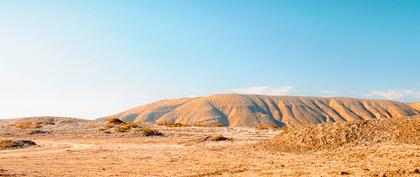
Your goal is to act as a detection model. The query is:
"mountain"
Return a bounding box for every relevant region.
[408,103,420,111]
[108,94,420,127]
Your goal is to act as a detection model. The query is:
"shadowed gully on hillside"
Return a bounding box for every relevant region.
[107,94,420,127]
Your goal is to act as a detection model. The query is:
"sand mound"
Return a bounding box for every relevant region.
[0,139,37,150]
[108,94,420,127]
[261,116,420,152]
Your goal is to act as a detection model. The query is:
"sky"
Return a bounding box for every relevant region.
[0,0,420,119]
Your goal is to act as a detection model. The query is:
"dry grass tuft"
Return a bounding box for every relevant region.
[158,122,189,127]
[0,139,36,150]
[158,122,225,128]
[140,128,163,137]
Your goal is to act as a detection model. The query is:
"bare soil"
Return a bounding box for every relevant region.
[0,117,419,177]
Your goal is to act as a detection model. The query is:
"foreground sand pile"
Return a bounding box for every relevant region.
[261,116,420,152]
[0,139,36,150]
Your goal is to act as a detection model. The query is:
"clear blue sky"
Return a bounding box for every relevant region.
[1,0,419,119]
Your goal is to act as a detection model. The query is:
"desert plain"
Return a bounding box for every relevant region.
[1,115,420,177]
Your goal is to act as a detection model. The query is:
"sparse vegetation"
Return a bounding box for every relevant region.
[208,135,230,141]
[120,122,141,129]
[102,118,142,133]
[106,117,125,124]
[255,125,279,130]
[15,118,56,130]
[198,135,231,142]
[158,122,189,127]
[111,126,130,133]
[15,120,34,129]
[140,128,163,137]
[158,122,225,127]
[29,130,50,135]
[34,121,43,129]
[0,139,36,150]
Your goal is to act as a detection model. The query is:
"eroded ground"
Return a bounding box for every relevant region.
[0,118,420,177]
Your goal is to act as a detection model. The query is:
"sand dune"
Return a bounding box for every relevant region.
[109,94,420,127]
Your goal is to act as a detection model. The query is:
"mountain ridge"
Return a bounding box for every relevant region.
[108,94,420,127]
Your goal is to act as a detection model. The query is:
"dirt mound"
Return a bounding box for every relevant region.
[0,139,37,150]
[261,116,420,152]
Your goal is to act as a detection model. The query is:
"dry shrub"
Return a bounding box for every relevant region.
[261,116,420,152]
[256,125,280,130]
[33,121,43,129]
[59,120,77,124]
[106,117,125,124]
[102,121,142,133]
[15,120,33,129]
[158,122,189,127]
[141,128,163,137]
[41,118,55,125]
[0,139,36,150]
[120,122,141,129]
[29,130,49,135]
[111,126,130,133]
[208,135,230,141]
[198,135,231,142]
[193,123,212,127]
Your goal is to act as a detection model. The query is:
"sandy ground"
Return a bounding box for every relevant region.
[1,119,420,177]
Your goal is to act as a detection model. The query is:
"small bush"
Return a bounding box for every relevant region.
[33,121,43,129]
[208,135,230,141]
[199,135,232,142]
[121,122,141,129]
[141,128,163,137]
[158,122,188,127]
[256,125,279,130]
[106,117,125,124]
[0,139,36,150]
[29,130,49,135]
[59,120,77,124]
[15,120,33,129]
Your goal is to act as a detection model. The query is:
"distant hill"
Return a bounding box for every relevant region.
[107,94,420,127]
[408,103,420,111]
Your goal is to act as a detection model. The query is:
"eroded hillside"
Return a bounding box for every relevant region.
[108,94,420,127]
